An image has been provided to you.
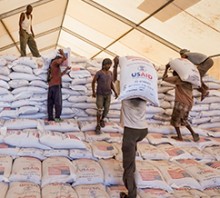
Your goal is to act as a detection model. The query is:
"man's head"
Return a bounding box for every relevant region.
[26,5,33,15]
[102,58,112,70]
[179,49,190,58]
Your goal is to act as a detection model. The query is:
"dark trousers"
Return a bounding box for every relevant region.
[47,85,62,120]
[122,127,148,198]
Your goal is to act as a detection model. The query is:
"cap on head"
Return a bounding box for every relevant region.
[179,49,190,55]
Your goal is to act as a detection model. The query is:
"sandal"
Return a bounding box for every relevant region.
[100,120,105,128]
[54,118,63,122]
[171,136,183,141]
[120,192,128,198]
[193,133,200,142]
[95,125,101,135]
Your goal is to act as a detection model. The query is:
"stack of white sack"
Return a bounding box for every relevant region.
[0,52,220,129]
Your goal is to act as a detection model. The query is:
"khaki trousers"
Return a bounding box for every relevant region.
[20,29,40,57]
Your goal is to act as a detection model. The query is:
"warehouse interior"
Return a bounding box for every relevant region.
[0,0,220,79]
[0,0,220,197]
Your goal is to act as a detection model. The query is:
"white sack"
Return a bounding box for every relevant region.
[0,109,19,119]
[0,58,7,66]
[0,143,19,157]
[0,156,12,182]
[90,141,118,159]
[38,119,80,132]
[43,149,69,158]
[169,58,201,87]
[0,80,10,89]
[19,106,39,115]
[0,74,10,81]
[135,160,172,192]
[138,142,169,160]
[0,93,14,102]
[158,144,193,160]
[69,143,94,160]
[42,183,78,198]
[12,64,33,74]
[9,72,41,81]
[12,86,47,95]
[150,160,202,190]
[4,129,50,149]
[69,68,91,79]
[6,182,41,198]
[0,182,8,198]
[175,159,220,189]
[17,148,45,160]
[9,157,41,184]
[138,188,172,198]
[13,57,39,68]
[85,131,111,142]
[42,157,76,187]
[8,79,29,89]
[118,56,159,106]
[72,159,104,186]
[40,131,86,149]
[29,80,48,88]
[99,159,123,185]
[74,184,109,198]
[0,88,10,95]
[0,67,10,76]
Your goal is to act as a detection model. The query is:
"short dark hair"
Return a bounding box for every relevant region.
[27,5,32,9]
[179,49,190,55]
[102,58,112,67]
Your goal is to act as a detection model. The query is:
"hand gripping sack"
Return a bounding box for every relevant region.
[118,56,159,106]
[169,58,201,87]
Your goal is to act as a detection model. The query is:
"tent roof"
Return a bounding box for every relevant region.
[0,0,220,67]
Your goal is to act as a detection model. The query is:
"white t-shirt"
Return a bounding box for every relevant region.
[22,14,32,34]
[120,98,148,129]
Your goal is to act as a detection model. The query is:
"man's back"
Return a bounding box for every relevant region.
[185,52,207,65]
[121,98,148,129]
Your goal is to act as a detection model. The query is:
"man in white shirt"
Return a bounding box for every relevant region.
[19,5,40,57]
[113,56,148,198]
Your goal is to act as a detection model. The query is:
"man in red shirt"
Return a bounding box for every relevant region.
[47,49,70,122]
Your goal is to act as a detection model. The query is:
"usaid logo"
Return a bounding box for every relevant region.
[138,65,146,71]
[131,65,153,80]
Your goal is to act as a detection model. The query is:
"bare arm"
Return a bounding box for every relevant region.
[19,13,25,33]
[162,64,170,80]
[61,66,71,76]
[59,49,69,76]
[58,49,67,62]
[30,14,35,37]
[111,82,118,98]
[163,75,182,85]
[92,75,97,97]
[113,56,119,82]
